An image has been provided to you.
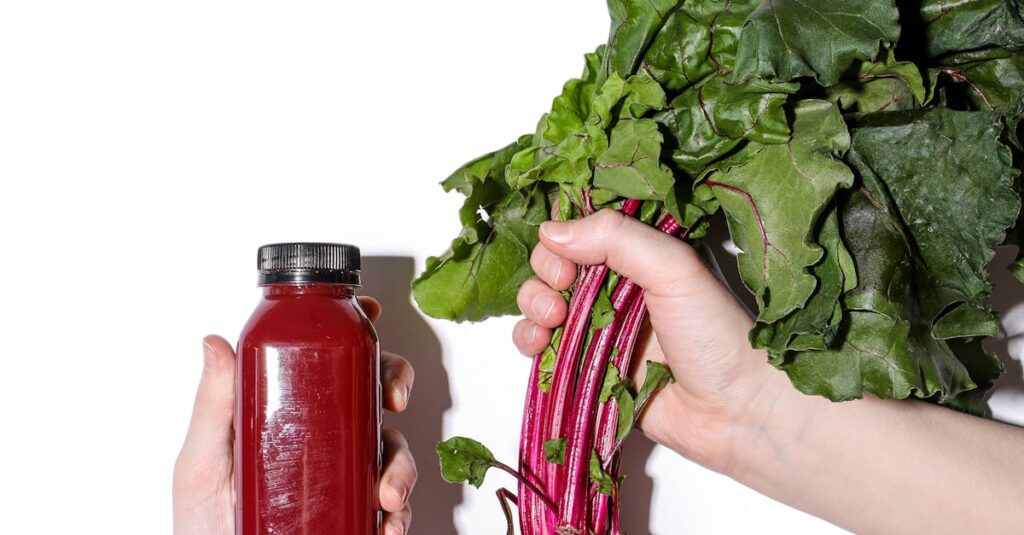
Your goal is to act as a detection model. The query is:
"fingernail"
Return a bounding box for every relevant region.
[541,221,571,244]
[546,255,564,284]
[389,479,408,504]
[202,339,216,370]
[387,520,405,535]
[392,384,409,407]
[532,293,557,320]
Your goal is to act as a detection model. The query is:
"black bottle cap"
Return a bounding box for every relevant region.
[257,242,361,285]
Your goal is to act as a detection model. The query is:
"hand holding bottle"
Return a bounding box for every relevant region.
[173,297,417,535]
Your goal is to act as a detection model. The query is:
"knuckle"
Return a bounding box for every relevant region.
[593,208,624,234]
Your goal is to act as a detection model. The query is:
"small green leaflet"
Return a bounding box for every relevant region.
[599,364,623,403]
[590,286,616,331]
[610,382,636,443]
[436,437,496,489]
[590,451,618,497]
[544,438,567,465]
[538,327,563,392]
[636,361,674,415]
[598,364,637,443]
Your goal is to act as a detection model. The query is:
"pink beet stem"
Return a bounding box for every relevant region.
[557,278,642,530]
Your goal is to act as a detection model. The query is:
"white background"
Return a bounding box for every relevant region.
[2,1,1023,533]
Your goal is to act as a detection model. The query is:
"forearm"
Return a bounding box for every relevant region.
[727,366,1024,533]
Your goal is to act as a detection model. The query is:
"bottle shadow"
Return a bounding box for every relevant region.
[361,256,459,534]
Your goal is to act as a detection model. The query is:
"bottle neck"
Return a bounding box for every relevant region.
[261,282,358,298]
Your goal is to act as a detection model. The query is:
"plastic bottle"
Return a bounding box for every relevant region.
[235,243,380,534]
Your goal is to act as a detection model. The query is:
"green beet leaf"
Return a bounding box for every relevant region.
[656,73,797,176]
[413,170,549,322]
[936,55,1024,115]
[778,108,1019,407]
[641,0,761,91]
[732,0,901,87]
[710,100,855,324]
[920,0,1024,59]
[602,0,682,81]
[847,108,1019,332]
[437,437,497,488]
[594,118,675,200]
[778,191,978,404]
[825,52,929,113]
[754,206,856,357]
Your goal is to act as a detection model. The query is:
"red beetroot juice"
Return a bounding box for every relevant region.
[235,243,381,534]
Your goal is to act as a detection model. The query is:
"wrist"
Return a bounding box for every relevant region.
[703,349,822,479]
[718,362,823,482]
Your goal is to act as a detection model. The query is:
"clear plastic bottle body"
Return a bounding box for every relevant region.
[234,282,380,534]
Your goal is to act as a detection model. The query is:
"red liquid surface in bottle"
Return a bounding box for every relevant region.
[235,283,380,534]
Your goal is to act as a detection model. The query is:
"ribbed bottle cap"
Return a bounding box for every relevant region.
[257,242,360,285]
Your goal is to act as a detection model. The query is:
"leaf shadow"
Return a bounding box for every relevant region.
[987,246,1024,418]
[361,256,459,533]
[618,433,658,534]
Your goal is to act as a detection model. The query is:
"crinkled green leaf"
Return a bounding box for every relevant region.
[733,0,901,86]
[779,109,1018,406]
[602,0,682,81]
[711,100,855,323]
[1011,204,1024,283]
[920,0,1024,58]
[508,68,667,191]
[544,48,605,143]
[620,72,669,118]
[937,55,1024,115]
[437,437,496,488]
[656,74,798,176]
[594,119,675,200]
[666,181,719,238]
[641,0,761,91]
[755,207,856,357]
[941,339,1004,416]
[847,108,1019,331]
[826,53,928,113]
[413,185,549,322]
[778,191,976,403]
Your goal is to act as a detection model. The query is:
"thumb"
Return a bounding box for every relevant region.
[176,335,236,471]
[539,209,718,299]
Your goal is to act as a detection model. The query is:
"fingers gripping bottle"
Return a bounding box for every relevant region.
[235,243,381,534]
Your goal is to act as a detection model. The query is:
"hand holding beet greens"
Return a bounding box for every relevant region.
[414,1,1024,533]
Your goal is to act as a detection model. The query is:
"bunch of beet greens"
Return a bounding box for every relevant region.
[413,1,1024,533]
